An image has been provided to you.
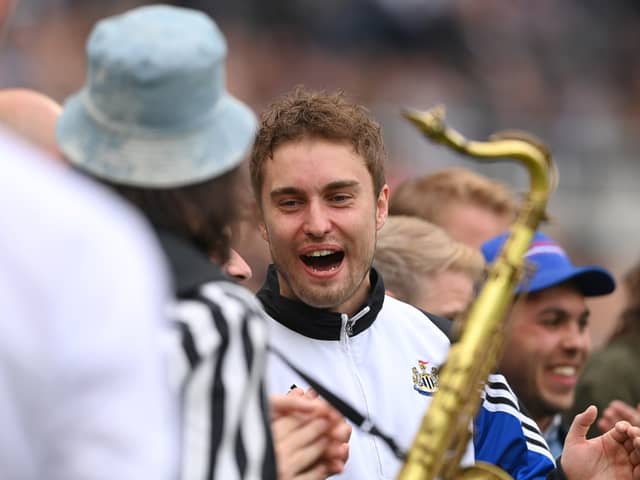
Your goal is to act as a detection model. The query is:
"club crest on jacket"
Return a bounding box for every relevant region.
[412,359,440,396]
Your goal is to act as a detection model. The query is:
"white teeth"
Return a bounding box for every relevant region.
[306,250,335,257]
[552,366,577,376]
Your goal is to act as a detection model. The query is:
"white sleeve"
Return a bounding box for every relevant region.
[43,221,179,480]
[0,134,179,480]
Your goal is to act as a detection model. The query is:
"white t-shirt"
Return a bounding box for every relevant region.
[0,129,178,480]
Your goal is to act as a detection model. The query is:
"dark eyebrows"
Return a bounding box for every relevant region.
[324,180,361,192]
[539,306,591,320]
[270,186,304,199]
[269,180,361,199]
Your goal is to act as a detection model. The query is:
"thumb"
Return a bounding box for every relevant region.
[566,405,598,445]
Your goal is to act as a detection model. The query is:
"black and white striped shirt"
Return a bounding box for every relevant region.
[159,230,276,480]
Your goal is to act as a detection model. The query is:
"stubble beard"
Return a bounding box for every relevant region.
[278,263,370,310]
[271,246,374,311]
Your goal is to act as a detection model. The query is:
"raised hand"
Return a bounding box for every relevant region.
[270,387,351,480]
[598,401,640,434]
[561,405,640,480]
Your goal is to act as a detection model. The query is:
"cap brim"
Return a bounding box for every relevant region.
[518,265,615,297]
[56,90,256,188]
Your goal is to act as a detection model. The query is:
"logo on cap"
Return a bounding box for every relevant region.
[525,240,566,258]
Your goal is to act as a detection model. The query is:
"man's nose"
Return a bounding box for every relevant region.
[560,324,591,353]
[302,201,331,238]
[223,248,253,281]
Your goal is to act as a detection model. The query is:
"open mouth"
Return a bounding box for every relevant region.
[300,249,345,272]
[550,366,578,377]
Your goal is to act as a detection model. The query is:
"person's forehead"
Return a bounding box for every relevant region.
[517,283,587,314]
[264,138,371,187]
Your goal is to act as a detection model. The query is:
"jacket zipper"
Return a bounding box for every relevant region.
[340,308,385,476]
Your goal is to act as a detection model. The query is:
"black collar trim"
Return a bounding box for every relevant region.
[154,228,227,296]
[256,264,386,340]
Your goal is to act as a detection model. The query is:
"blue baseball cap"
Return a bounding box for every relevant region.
[481,231,615,296]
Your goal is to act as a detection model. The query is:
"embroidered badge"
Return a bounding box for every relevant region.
[412,360,439,396]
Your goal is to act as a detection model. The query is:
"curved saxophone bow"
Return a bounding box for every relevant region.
[397,106,557,480]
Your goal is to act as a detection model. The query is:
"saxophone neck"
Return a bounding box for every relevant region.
[402,106,557,214]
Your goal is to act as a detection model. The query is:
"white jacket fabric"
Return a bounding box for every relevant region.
[259,266,471,479]
[258,265,555,480]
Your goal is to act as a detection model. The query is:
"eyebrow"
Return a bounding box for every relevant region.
[324,180,361,191]
[269,180,361,199]
[270,186,304,199]
[539,306,591,319]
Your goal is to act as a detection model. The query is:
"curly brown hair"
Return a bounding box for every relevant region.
[250,86,386,205]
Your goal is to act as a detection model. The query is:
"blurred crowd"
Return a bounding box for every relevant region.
[2,1,640,345]
[3,2,640,479]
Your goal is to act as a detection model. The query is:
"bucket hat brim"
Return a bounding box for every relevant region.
[56,89,256,188]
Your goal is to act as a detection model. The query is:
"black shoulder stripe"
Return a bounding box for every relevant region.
[521,421,542,435]
[487,380,512,393]
[524,434,550,450]
[484,392,519,411]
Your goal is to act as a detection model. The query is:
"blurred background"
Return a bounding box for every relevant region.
[2,0,639,345]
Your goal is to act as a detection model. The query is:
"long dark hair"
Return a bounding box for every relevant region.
[102,166,246,265]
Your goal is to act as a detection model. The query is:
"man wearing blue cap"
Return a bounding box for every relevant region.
[482,231,616,458]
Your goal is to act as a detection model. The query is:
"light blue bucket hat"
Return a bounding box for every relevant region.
[56,5,256,188]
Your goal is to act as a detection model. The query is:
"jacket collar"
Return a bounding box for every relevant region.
[256,264,386,340]
[154,227,228,296]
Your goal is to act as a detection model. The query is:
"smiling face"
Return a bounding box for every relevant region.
[499,283,592,429]
[259,137,388,314]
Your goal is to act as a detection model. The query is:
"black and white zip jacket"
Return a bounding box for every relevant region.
[258,265,556,480]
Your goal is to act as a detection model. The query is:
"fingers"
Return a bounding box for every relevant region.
[305,387,319,399]
[270,394,318,420]
[609,419,633,445]
[605,400,640,425]
[565,405,598,445]
[330,419,352,443]
[271,385,353,479]
[289,462,329,480]
[324,441,349,468]
[274,417,331,479]
[598,416,615,434]
[289,386,305,397]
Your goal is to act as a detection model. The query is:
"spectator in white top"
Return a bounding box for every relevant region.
[0,2,177,479]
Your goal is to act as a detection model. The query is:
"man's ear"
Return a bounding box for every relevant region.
[259,222,268,242]
[376,184,390,230]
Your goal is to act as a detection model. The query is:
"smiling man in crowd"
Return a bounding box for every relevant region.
[482,231,616,458]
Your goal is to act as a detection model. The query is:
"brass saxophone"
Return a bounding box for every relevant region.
[398,106,557,480]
